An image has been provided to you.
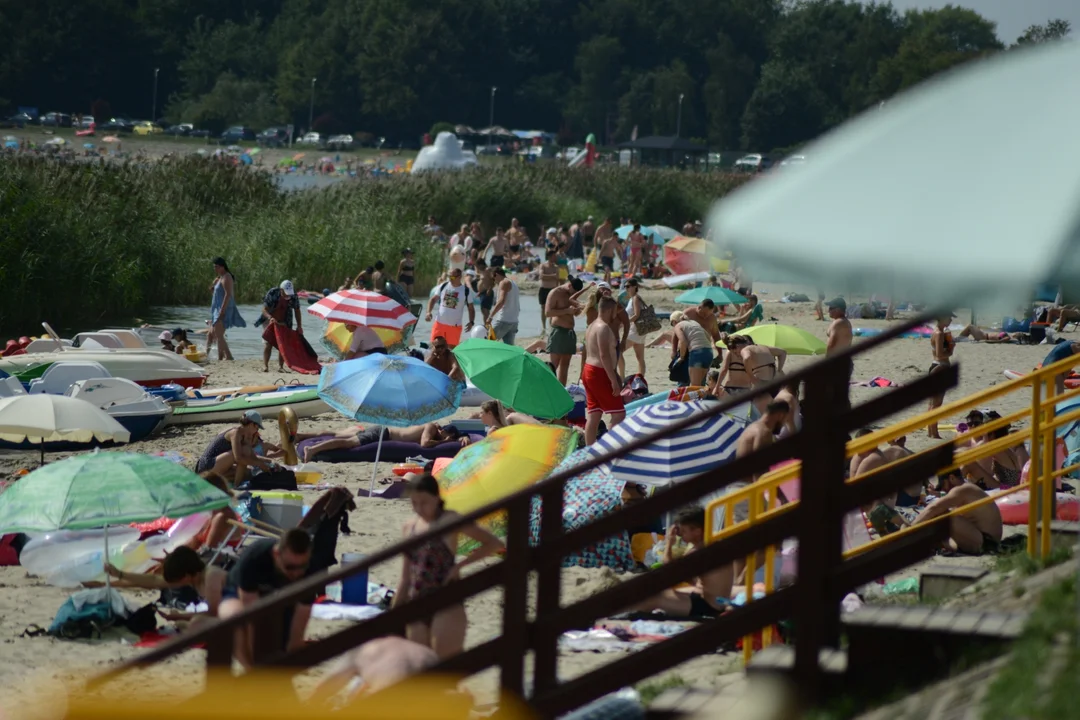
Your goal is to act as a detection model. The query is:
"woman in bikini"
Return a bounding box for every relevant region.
[927,314,956,439]
[959,411,1023,489]
[195,410,280,487]
[395,474,504,659]
[397,248,416,296]
[713,334,756,399]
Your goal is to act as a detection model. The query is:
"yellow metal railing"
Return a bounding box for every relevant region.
[704,351,1080,663]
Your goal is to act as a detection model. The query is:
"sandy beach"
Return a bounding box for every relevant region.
[0,282,1058,717]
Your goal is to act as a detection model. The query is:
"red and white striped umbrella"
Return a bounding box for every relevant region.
[306,289,417,331]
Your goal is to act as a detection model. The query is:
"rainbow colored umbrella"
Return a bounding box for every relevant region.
[436,424,580,553]
[663,236,715,275]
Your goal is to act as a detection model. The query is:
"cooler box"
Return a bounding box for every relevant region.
[251,491,304,529]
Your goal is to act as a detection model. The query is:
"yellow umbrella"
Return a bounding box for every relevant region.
[436,425,580,552]
[322,321,408,358]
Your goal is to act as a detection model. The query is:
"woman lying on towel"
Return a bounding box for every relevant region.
[300,423,471,463]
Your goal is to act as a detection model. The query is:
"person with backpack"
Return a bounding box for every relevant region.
[425,268,475,348]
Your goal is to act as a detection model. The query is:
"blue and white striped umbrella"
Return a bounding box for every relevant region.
[587,401,745,486]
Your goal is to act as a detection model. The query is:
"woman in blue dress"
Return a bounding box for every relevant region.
[208,257,245,361]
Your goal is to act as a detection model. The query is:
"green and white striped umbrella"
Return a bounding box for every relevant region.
[0,452,231,533]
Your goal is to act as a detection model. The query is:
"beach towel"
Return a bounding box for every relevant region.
[272,325,321,375]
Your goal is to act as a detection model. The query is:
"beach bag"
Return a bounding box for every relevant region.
[668,356,690,386]
[620,374,650,404]
[239,468,298,492]
[43,599,115,640]
[634,304,662,336]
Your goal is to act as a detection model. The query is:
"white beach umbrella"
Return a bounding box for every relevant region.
[0,394,130,463]
[708,40,1080,314]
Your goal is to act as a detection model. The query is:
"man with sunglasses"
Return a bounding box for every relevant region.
[426,335,464,381]
[218,529,315,669]
[425,268,474,348]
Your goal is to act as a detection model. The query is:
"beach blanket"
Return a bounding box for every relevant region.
[296,434,483,463]
[271,325,321,375]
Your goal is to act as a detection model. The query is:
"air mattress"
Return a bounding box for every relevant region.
[297,434,484,463]
[1004,369,1080,388]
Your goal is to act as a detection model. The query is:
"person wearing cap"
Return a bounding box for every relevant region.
[158,330,176,352]
[489,266,521,345]
[426,267,475,348]
[927,313,957,439]
[397,248,417,296]
[259,280,303,373]
[195,410,281,487]
[825,298,852,356]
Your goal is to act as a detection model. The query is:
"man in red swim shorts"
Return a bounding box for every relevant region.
[583,296,625,444]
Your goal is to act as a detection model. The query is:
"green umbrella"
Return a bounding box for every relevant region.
[0,452,230,533]
[675,286,748,306]
[453,339,574,420]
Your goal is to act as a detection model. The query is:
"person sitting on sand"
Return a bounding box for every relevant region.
[957,325,1032,344]
[105,545,227,625]
[959,412,1022,489]
[219,529,317,669]
[722,294,764,332]
[913,471,1003,555]
[309,637,440,705]
[624,506,733,618]
[195,410,284,487]
[881,436,927,507]
[183,471,241,552]
[301,423,470,463]
[425,335,465,381]
[344,324,386,360]
[397,474,505,659]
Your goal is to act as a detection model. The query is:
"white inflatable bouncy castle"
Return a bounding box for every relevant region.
[411,132,479,172]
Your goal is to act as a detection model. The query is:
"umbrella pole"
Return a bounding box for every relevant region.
[370,432,384,496]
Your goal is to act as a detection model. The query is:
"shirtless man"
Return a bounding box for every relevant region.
[773,381,801,438]
[595,283,630,376]
[627,224,646,277]
[685,299,722,342]
[625,506,734,618]
[538,249,560,332]
[507,218,526,249]
[594,217,614,252]
[881,435,926,506]
[483,228,509,270]
[582,297,625,444]
[309,636,440,704]
[825,298,853,356]
[914,472,1003,555]
[598,233,620,284]
[581,216,596,250]
[425,335,465,381]
[545,276,585,385]
[301,423,469,462]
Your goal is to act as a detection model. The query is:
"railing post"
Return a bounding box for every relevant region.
[205,618,234,691]
[793,357,852,706]
[500,495,531,698]
[252,606,284,667]
[1028,379,1042,558]
[532,482,565,698]
[1041,378,1056,559]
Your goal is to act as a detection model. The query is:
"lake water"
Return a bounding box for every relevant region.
[140,293,551,359]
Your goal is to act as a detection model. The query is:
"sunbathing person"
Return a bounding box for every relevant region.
[105,546,227,624]
[185,471,241,552]
[301,423,471,462]
[914,472,1003,555]
[475,400,539,432]
[308,636,439,705]
[956,325,1031,344]
[959,412,1022,489]
[624,506,733,618]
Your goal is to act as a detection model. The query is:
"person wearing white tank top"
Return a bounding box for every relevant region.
[622,278,646,377]
[490,266,521,345]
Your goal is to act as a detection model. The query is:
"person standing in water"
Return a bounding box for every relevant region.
[396,474,504,659]
[208,257,245,361]
[397,248,416,296]
[927,313,956,439]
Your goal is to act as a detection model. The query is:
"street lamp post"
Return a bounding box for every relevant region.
[488,86,497,149]
[676,93,685,137]
[308,77,317,133]
[152,68,160,123]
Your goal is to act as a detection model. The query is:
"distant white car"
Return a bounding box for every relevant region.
[780,154,807,167]
[298,132,321,145]
[325,134,354,150]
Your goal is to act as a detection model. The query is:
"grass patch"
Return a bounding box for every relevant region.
[994,542,1074,577]
[0,157,749,332]
[636,674,687,705]
[982,575,1078,719]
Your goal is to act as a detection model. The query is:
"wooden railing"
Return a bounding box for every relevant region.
[87,312,960,716]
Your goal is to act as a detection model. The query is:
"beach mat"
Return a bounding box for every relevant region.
[274,325,321,375]
[354,482,408,499]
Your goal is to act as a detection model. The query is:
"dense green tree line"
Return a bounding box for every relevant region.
[0,0,1069,151]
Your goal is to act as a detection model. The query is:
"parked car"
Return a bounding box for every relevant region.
[219,126,256,144]
[257,127,289,147]
[297,132,321,146]
[325,134,354,150]
[77,116,95,129]
[165,123,194,136]
[39,112,73,128]
[133,121,164,135]
[733,153,773,172]
[779,154,807,167]
[3,112,32,128]
[99,117,135,133]
[188,127,210,139]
